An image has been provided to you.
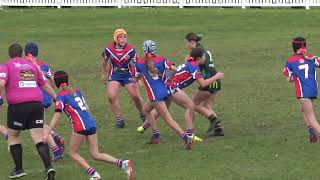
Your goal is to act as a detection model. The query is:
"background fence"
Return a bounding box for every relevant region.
[0,0,319,9]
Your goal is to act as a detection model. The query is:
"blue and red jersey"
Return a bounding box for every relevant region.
[283,54,320,99]
[37,60,53,108]
[55,89,96,133]
[167,59,203,90]
[104,43,138,78]
[135,56,173,101]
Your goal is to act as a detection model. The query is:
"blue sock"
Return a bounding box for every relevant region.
[152,129,160,139]
[51,146,62,157]
[140,112,147,123]
[87,167,96,176]
[116,117,125,124]
[185,129,194,136]
[143,121,150,130]
[181,132,189,143]
[115,159,123,168]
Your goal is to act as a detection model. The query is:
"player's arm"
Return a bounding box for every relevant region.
[101,51,110,83]
[282,61,294,82]
[43,112,62,143]
[197,72,224,87]
[42,83,57,101]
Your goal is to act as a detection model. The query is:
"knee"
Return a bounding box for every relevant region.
[187,102,195,111]
[90,152,100,160]
[108,95,117,104]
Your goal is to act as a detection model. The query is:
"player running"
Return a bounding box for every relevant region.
[101,28,146,128]
[283,37,320,143]
[185,33,224,136]
[43,70,134,180]
[24,42,64,161]
[135,40,193,149]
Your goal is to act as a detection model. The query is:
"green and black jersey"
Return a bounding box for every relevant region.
[196,43,221,93]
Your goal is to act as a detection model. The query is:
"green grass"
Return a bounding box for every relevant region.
[1,8,320,180]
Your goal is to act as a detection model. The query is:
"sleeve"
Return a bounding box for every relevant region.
[164,59,173,70]
[35,66,46,87]
[283,61,292,77]
[130,49,138,63]
[314,57,320,67]
[41,64,53,79]
[104,48,111,61]
[189,64,203,80]
[54,95,64,112]
[0,64,9,84]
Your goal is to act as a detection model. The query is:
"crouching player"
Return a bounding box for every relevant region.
[43,71,133,180]
[135,40,193,149]
[24,42,64,161]
[283,37,320,143]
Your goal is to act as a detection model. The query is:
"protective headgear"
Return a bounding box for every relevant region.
[142,40,157,56]
[113,29,127,45]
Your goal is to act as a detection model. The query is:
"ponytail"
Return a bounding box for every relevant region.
[60,83,76,96]
[145,53,157,75]
[185,32,203,43]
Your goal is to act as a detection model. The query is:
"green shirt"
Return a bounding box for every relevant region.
[196,43,217,79]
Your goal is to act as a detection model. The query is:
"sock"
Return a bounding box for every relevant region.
[51,146,62,157]
[10,144,23,171]
[116,117,125,124]
[180,132,189,143]
[152,129,160,139]
[308,126,316,135]
[87,167,96,176]
[115,159,123,168]
[208,115,217,122]
[143,121,150,130]
[185,129,194,136]
[140,112,147,123]
[50,131,60,141]
[3,133,8,140]
[36,142,52,170]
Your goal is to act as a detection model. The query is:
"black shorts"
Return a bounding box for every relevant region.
[7,101,44,130]
[199,80,222,94]
[75,127,97,136]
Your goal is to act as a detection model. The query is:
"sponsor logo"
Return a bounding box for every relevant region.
[19,81,37,88]
[35,120,44,124]
[0,72,7,77]
[14,122,22,127]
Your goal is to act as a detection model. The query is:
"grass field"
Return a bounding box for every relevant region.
[1,7,320,180]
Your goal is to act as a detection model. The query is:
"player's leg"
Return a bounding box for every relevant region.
[300,99,320,134]
[124,82,146,123]
[170,91,195,135]
[137,99,171,134]
[0,124,8,140]
[86,133,134,179]
[7,104,27,178]
[204,92,224,136]
[43,125,63,161]
[69,132,100,179]
[7,128,26,178]
[300,100,318,143]
[108,81,125,128]
[143,101,160,143]
[28,102,55,179]
[153,101,193,149]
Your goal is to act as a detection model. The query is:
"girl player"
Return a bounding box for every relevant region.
[135,40,193,149]
[185,33,224,136]
[138,47,224,138]
[43,71,134,180]
[283,37,320,143]
[101,29,146,128]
